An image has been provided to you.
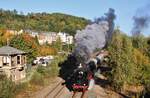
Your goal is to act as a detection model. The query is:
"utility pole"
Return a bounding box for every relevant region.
[67,38,70,53]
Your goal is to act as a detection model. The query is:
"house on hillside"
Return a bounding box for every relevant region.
[66,35,73,44]
[38,32,57,45]
[7,29,23,35]
[29,31,38,37]
[57,32,73,44]
[50,32,57,42]
[0,46,27,81]
[26,31,73,45]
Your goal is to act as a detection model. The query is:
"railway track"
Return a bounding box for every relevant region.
[71,91,88,98]
[44,80,88,98]
[45,80,65,98]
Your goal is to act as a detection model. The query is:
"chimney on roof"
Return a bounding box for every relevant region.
[7,38,10,46]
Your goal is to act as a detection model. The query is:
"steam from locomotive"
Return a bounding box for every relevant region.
[131,3,150,36]
[74,8,116,63]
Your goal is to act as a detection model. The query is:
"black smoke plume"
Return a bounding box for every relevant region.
[131,4,150,36]
[73,8,116,63]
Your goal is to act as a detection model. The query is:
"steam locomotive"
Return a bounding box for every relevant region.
[68,64,93,92]
[67,51,109,92]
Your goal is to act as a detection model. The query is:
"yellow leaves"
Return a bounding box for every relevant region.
[22,33,34,43]
[37,46,56,56]
[21,33,38,49]
[133,48,150,66]
[0,29,13,43]
[123,83,144,94]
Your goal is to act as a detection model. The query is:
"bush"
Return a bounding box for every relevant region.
[0,74,15,98]
[29,71,44,86]
[36,65,54,78]
[37,66,47,75]
[142,66,150,93]
[14,82,28,94]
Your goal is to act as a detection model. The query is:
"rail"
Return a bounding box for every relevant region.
[45,80,65,98]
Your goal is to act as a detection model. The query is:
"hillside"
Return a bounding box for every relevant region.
[0,9,89,35]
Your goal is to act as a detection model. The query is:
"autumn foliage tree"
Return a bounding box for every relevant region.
[10,33,38,63]
[108,29,150,96]
[0,29,13,46]
[37,45,56,56]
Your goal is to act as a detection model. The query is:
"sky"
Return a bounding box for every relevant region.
[0,0,150,35]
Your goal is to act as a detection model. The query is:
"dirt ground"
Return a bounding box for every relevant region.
[29,77,123,98]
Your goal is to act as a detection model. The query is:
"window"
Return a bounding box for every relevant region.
[17,56,21,64]
[3,56,9,66]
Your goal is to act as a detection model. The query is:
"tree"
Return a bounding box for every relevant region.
[0,9,88,35]
[0,29,13,46]
[52,37,62,52]
[147,37,150,57]
[35,35,39,45]
[132,35,148,54]
[37,45,56,56]
[10,34,38,63]
[108,29,150,96]
[108,29,127,90]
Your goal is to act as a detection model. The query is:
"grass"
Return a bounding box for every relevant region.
[15,54,67,98]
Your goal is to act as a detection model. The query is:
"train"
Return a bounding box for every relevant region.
[66,51,109,92]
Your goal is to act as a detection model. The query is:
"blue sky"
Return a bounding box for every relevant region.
[0,0,150,35]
